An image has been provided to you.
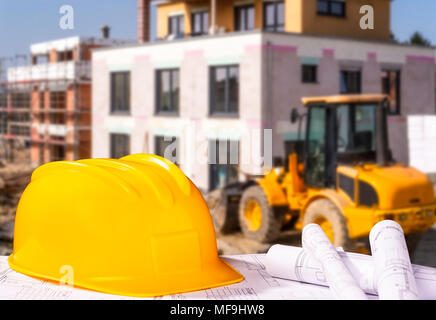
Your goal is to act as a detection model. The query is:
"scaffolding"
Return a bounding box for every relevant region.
[0,55,32,163]
[0,38,93,165]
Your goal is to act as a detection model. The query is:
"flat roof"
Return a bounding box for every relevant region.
[301,94,389,105]
[31,36,135,55]
[92,29,436,53]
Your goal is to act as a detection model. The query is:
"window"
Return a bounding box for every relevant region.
[305,106,327,187]
[340,70,361,94]
[302,65,317,83]
[39,144,45,165]
[0,93,6,107]
[168,14,184,38]
[156,69,179,114]
[49,113,66,125]
[191,10,209,36]
[210,65,239,116]
[317,0,345,17]
[10,92,30,108]
[235,5,255,31]
[32,54,49,65]
[338,173,354,201]
[50,91,66,109]
[39,91,45,109]
[110,134,130,159]
[381,70,401,115]
[0,113,6,134]
[336,103,376,156]
[264,1,285,32]
[209,140,239,190]
[57,50,73,62]
[110,72,130,114]
[155,136,179,165]
[49,145,66,162]
[305,104,376,188]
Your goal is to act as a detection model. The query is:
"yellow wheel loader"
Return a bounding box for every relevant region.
[208,94,436,252]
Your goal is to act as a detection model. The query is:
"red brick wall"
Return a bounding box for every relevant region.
[138,0,151,43]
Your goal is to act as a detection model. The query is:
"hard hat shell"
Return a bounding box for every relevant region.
[8,154,243,297]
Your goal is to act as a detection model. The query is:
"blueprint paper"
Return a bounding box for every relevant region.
[265,245,436,300]
[369,220,419,300]
[301,224,367,300]
[266,245,377,295]
[0,255,375,300]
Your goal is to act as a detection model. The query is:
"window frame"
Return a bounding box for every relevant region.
[234,4,255,31]
[168,14,185,38]
[340,70,362,94]
[0,92,7,108]
[263,0,285,32]
[57,50,73,62]
[0,112,7,134]
[49,144,66,162]
[39,91,45,109]
[10,92,31,109]
[209,65,239,117]
[317,0,346,18]
[155,68,180,116]
[110,133,130,159]
[191,10,210,36]
[302,64,318,83]
[110,71,131,115]
[49,91,66,110]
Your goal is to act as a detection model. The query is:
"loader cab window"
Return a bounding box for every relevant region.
[336,103,376,163]
[305,103,377,188]
[305,106,327,188]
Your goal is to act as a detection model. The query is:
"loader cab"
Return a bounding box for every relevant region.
[300,94,391,189]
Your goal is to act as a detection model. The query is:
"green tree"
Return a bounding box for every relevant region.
[409,31,432,47]
[389,31,399,43]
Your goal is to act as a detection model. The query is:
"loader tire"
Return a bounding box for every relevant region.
[205,189,239,234]
[303,199,353,250]
[238,185,282,243]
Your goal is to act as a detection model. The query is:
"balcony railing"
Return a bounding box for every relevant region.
[7,61,91,83]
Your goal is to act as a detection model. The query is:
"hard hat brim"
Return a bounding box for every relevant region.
[8,255,244,298]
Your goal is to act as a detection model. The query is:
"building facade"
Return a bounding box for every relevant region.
[1,35,132,166]
[153,0,391,41]
[92,29,435,192]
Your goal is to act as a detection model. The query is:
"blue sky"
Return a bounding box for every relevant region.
[0,0,434,59]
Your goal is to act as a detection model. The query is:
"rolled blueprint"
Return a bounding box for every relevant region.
[301,224,367,300]
[369,220,419,300]
[265,244,436,299]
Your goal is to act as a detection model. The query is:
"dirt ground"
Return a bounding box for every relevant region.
[0,162,33,224]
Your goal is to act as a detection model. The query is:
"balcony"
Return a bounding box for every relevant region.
[7,61,91,83]
[34,123,69,137]
[153,0,391,42]
[155,0,286,41]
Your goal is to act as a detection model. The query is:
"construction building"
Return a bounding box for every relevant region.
[0,55,32,163]
[1,31,132,166]
[92,0,436,192]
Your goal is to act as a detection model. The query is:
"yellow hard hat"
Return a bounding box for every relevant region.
[8,154,243,297]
